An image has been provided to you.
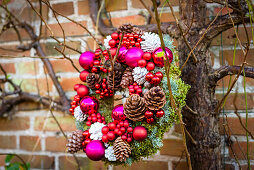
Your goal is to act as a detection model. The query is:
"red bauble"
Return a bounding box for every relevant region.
[111,32,119,40]
[102,134,108,143]
[108,122,116,130]
[102,126,110,134]
[77,85,90,98]
[127,137,132,143]
[127,127,133,133]
[155,71,163,80]
[133,126,147,141]
[82,130,90,138]
[138,59,147,68]
[145,72,154,82]
[146,62,155,71]
[156,109,165,118]
[109,39,117,48]
[79,70,89,82]
[107,131,115,141]
[120,127,126,133]
[86,121,92,126]
[143,52,152,60]
[74,84,82,91]
[145,110,153,118]
[151,76,161,85]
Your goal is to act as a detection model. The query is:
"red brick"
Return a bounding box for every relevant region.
[16,102,42,111]
[111,15,146,27]
[42,21,87,37]
[0,117,30,131]
[16,61,39,75]
[51,59,82,73]
[219,117,254,136]
[59,156,106,170]
[213,7,233,16]
[105,0,127,11]
[52,2,74,16]
[114,161,168,170]
[229,141,254,160]
[0,45,30,57]
[0,135,16,149]
[46,136,67,152]
[160,139,185,156]
[131,0,178,8]
[0,28,30,42]
[11,155,54,169]
[0,63,15,75]
[86,37,104,50]
[216,93,254,110]
[220,49,254,66]
[151,12,179,24]
[34,115,76,132]
[173,161,188,170]
[78,0,90,15]
[0,155,5,166]
[246,77,254,86]
[20,136,41,151]
[60,77,83,91]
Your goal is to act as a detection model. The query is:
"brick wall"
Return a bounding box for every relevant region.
[0,0,253,169]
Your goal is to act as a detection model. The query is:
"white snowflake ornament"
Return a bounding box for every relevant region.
[89,122,105,140]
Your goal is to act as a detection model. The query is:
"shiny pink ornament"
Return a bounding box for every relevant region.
[152,47,173,67]
[85,140,105,161]
[117,46,128,63]
[80,96,99,115]
[79,51,95,70]
[112,104,126,121]
[125,47,144,68]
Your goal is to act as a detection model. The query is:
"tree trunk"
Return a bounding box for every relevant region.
[179,0,221,169]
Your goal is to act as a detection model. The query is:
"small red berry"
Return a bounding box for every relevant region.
[146,72,154,82]
[156,109,165,118]
[107,131,115,141]
[109,39,117,48]
[155,71,163,80]
[111,32,119,40]
[102,126,110,134]
[127,127,133,133]
[108,122,116,130]
[145,110,154,118]
[138,59,147,68]
[146,62,155,71]
[121,135,127,141]
[143,52,152,60]
[86,121,92,126]
[102,134,108,143]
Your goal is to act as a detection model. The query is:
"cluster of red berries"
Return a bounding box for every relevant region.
[121,33,142,48]
[69,95,81,115]
[86,112,106,126]
[145,71,163,86]
[128,82,143,96]
[101,120,133,143]
[94,78,114,99]
[82,130,91,152]
[90,48,110,73]
[145,109,165,124]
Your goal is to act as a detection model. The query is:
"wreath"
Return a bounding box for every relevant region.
[66,24,190,166]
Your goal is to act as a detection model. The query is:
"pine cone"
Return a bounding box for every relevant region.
[133,27,144,36]
[86,73,101,89]
[66,130,84,153]
[107,70,123,90]
[144,86,166,111]
[120,67,133,88]
[113,137,131,162]
[117,23,134,33]
[132,67,148,85]
[124,94,146,121]
[104,61,124,72]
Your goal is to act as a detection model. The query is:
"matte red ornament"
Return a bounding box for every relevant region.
[108,122,116,130]
[102,126,110,134]
[80,96,99,114]
[145,72,154,82]
[155,71,163,80]
[74,84,82,91]
[133,126,147,141]
[138,59,147,68]
[146,62,155,71]
[109,39,117,48]
[79,70,89,82]
[143,52,152,60]
[145,110,153,118]
[77,85,90,98]
[107,131,115,141]
[111,32,119,40]
[156,109,165,118]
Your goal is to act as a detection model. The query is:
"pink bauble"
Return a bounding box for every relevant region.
[133,126,147,141]
[80,96,99,115]
[152,47,173,67]
[117,46,128,63]
[79,51,95,70]
[125,47,144,68]
[85,140,105,161]
[112,104,126,121]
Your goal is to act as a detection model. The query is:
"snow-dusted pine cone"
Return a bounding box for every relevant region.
[132,67,148,85]
[86,73,101,89]
[133,27,144,36]
[107,70,123,90]
[144,86,166,111]
[140,32,161,53]
[123,94,146,121]
[66,130,84,153]
[74,106,87,122]
[113,137,131,162]
[120,67,133,88]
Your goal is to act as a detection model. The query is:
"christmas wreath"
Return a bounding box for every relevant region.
[66,24,190,165]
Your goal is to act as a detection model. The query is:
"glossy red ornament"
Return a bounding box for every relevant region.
[138,59,147,68]
[156,109,165,118]
[151,76,161,85]
[152,47,173,67]
[102,134,108,143]
[83,130,90,138]
[133,126,147,141]
[107,131,115,141]
[111,32,119,40]
[79,70,89,82]
[155,71,163,80]
[80,96,99,114]
[74,84,82,91]
[108,122,116,130]
[77,85,90,98]
[145,72,154,82]
[79,51,95,70]
[102,126,109,134]
[112,104,126,121]
[145,110,153,118]
[143,52,152,60]
[146,62,155,71]
[109,39,117,48]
